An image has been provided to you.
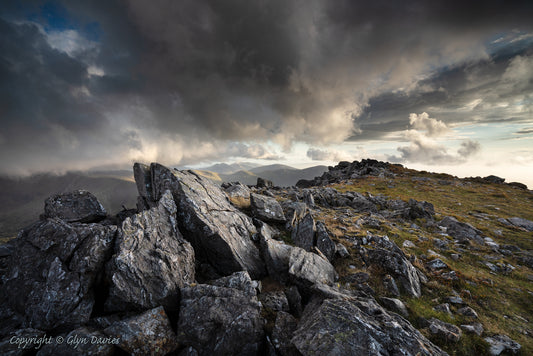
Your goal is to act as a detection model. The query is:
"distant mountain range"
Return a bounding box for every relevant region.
[0,163,328,239]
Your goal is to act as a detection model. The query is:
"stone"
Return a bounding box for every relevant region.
[438,216,484,244]
[433,303,452,316]
[383,274,400,297]
[407,198,435,220]
[460,323,483,336]
[428,318,462,342]
[259,236,293,283]
[291,212,315,251]
[403,240,416,248]
[281,201,308,227]
[457,306,478,318]
[43,190,106,223]
[292,297,446,355]
[379,297,409,317]
[0,219,116,331]
[104,307,178,356]
[484,334,521,355]
[315,221,336,261]
[258,291,289,312]
[105,191,195,311]
[271,311,299,356]
[209,270,258,297]
[257,177,273,188]
[224,182,251,208]
[177,281,264,355]
[446,296,464,305]
[250,193,286,223]
[336,243,350,258]
[284,286,303,318]
[426,258,448,271]
[288,247,336,291]
[506,217,533,232]
[302,189,315,208]
[149,164,266,279]
[36,327,115,356]
[133,162,155,210]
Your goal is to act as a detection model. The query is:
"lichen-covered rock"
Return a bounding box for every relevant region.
[43,190,106,223]
[177,280,264,356]
[250,193,286,223]
[0,219,116,331]
[484,334,521,355]
[460,323,483,336]
[149,164,266,279]
[224,182,251,208]
[291,212,315,251]
[259,235,293,283]
[439,216,484,244]
[209,270,258,297]
[105,191,195,311]
[259,291,289,312]
[428,318,462,342]
[292,297,447,355]
[36,327,115,356]
[288,247,336,291]
[104,307,178,356]
[316,221,336,261]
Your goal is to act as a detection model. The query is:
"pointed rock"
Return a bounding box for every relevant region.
[250,193,286,223]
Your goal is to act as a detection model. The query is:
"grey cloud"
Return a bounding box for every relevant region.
[458,140,481,157]
[306,148,351,162]
[515,128,533,135]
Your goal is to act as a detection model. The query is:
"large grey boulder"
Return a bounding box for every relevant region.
[484,334,521,355]
[361,236,422,298]
[42,190,106,223]
[291,212,316,251]
[292,296,447,355]
[438,216,484,244]
[105,191,195,311]
[147,164,266,279]
[224,182,252,208]
[177,273,264,356]
[103,306,179,356]
[428,318,462,342]
[288,247,336,291]
[250,193,286,223]
[505,217,533,232]
[0,219,116,332]
[259,236,293,283]
[316,221,336,261]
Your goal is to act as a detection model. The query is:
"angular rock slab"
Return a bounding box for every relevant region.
[484,335,521,355]
[288,247,336,290]
[177,281,264,356]
[291,212,315,251]
[0,219,116,331]
[106,191,195,311]
[292,297,447,356]
[104,306,179,356]
[150,164,266,279]
[439,216,484,244]
[43,190,107,223]
[250,193,286,223]
[224,182,251,208]
[428,318,462,342]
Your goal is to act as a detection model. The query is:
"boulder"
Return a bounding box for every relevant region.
[288,247,336,291]
[103,306,179,356]
[250,193,286,223]
[257,177,273,188]
[36,327,115,356]
[271,311,299,356]
[105,191,195,311]
[224,182,251,208]
[208,270,258,297]
[426,258,448,271]
[361,237,422,298]
[379,297,409,318]
[259,236,293,283]
[281,201,308,227]
[42,190,106,223]
[506,217,533,232]
[460,323,483,336]
[428,318,462,342]
[457,306,478,319]
[292,296,447,355]
[177,277,264,356]
[407,199,435,220]
[0,219,116,331]
[258,291,289,312]
[291,212,315,251]
[438,216,484,244]
[149,164,266,279]
[315,221,336,261]
[484,334,521,355]
[133,163,155,210]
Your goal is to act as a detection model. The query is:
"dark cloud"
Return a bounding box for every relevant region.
[0,0,532,174]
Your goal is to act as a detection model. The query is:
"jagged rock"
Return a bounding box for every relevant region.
[0,219,116,332]
[438,216,484,244]
[177,277,264,356]
[259,236,293,283]
[428,318,462,342]
[0,328,46,355]
[284,286,303,318]
[460,323,483,336]
[403,240,417,248]
[383,274,400,297]
[484,334,521,355]
[446,296,464,305]
[259,291,289,312]
[315,221,336,261]
[42,190,106,223]
[433,303,452,316]
[457,306,478,318]
[148,164,266,279]
[292,296,447,355]
[209,270,258,297]
[37,327,116,356]
[361,237,422,298]
[426,258,448,271]
[105,191,195,311]
[103,306,178,356]
[250,193,286,223]
[291,212,315,251]
[271,311,298,356]
[224,182,251,208]
[505,217,533,232]
[379,297,409,317]
[133,163,155,210]
[257,177,273,188]
[336,242,350,258]
[281,201,308,227]
[302,189,315,208]
[288,247,336,291]
[407,198,435,220]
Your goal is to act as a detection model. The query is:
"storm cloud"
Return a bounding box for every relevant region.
[0,0,532,174]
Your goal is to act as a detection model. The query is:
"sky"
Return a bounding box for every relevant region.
[0,0,532,186]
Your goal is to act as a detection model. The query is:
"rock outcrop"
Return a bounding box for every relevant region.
[42,190,107,223]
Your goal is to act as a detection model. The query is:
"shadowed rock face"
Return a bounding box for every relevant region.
[0,219,116,331]
[105,190,195,312]
[147,164,266,279]
[43,190,107,223]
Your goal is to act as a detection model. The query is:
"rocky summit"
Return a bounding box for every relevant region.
[0,160,532,355]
